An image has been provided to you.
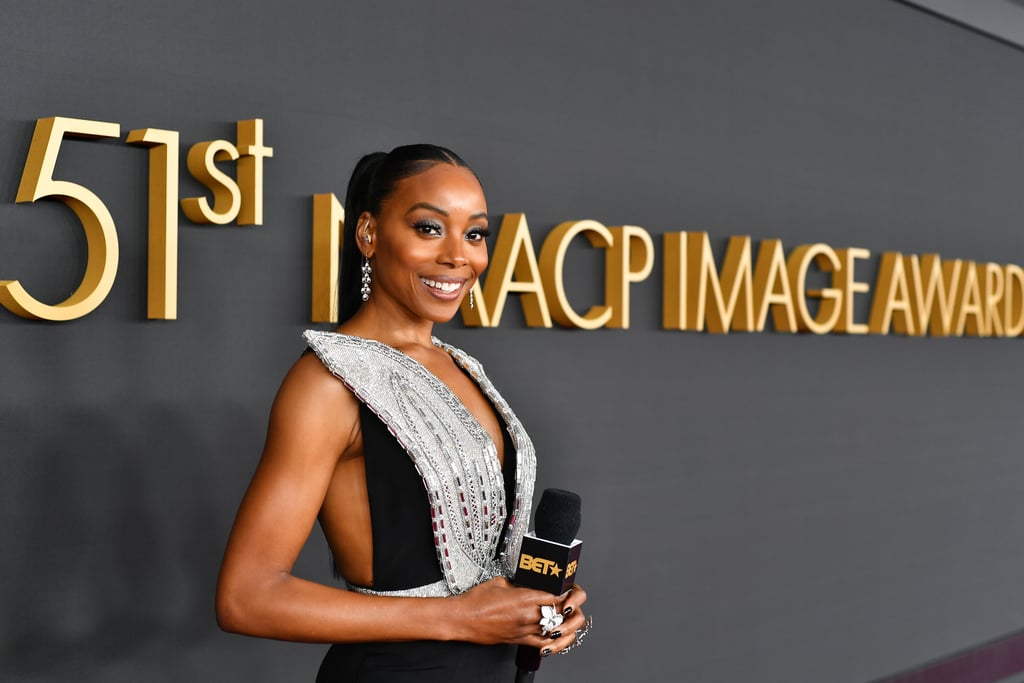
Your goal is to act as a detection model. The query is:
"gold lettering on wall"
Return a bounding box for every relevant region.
[1,116,121,320]
[1,116,272,321]
[236,119,274,226]
[606,225,654,329]
[954,261,984,336]
[469,213,552,328]
[126,128,180,320]
[4,114,1020,337]
[905,255,959,336]
[311,193,344,323]
[869,252,915,335]
[753,239,797,333]
[983,263,1005,337]
[1004,265,1024,336]
[833,247,871,335]
[662,231,688,330]
[181,139,241,224]
[695,233,755,333]
[538,220,613,329]
[787,243,842,334]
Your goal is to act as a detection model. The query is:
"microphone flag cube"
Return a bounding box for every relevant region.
[513,532,583,595]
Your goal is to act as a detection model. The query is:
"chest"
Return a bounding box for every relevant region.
[410,349,506,465]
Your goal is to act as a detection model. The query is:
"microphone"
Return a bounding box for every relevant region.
[514,488,583,682]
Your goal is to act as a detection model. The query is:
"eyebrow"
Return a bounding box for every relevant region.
[406,202,488,221]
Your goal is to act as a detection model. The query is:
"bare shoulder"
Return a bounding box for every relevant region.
[263,351,361,463]
[277,351,352,405]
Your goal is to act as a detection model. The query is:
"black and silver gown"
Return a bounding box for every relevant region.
[303,331,537,683]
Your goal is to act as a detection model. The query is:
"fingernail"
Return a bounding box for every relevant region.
[562,606,574,616]
[541,648,552,657]
[548,630,562,639]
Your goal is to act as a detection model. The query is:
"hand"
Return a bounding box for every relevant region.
[449,577,588,653]
[540,583,588,656]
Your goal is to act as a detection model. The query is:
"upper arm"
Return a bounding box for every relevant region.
[219,353,359,585]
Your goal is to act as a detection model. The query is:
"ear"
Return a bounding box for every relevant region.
[356,212,375,257]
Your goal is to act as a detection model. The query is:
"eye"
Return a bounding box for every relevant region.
[465,227,490,243]
[413,220,443,237]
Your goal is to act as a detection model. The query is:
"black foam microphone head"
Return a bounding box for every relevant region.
[533,488,581,544]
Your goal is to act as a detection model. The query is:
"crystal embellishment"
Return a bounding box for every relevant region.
[304,330,537,595]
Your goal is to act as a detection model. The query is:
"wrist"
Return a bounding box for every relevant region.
[439,594,470,641]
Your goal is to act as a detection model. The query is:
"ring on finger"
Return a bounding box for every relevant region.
[558,615,593,655]
[539,604,564,635]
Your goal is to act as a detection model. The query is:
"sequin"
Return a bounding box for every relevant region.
[348,579,451,598]
[304,330,537,596]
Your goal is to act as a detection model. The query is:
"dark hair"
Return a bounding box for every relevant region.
[338,144,476,323]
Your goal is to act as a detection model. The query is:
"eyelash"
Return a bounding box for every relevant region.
[413,220,490,242]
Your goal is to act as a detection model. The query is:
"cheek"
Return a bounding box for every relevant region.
[472,248,489,274]
[380,242,429,268]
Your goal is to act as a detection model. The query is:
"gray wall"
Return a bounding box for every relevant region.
[3,2,1024,681]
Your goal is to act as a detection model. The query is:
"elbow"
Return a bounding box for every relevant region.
[216,574,266,635]
[215,584,246,634]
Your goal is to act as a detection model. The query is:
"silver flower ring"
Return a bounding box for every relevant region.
[539,604,564,635]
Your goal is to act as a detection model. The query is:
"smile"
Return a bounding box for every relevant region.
[420,277,464,294]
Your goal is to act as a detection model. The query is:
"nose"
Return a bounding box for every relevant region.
[440,235,468,267]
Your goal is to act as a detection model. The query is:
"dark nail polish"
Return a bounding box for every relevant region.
[541,648,552,657]
[562,606,574,616]
[548,630,562,639]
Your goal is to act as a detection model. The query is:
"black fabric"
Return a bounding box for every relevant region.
[318,382,520,681]
[356,402,518,590]
[359,402,443,590]
[316,641,516,683]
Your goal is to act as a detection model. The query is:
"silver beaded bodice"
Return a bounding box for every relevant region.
[303,330,536,596]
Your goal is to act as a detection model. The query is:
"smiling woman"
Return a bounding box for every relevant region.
[215,145,589,682]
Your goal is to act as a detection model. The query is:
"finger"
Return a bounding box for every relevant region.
[559,585,586,617]
[558,609,587,634]
[545,613,592,655]
[517,586,568,606]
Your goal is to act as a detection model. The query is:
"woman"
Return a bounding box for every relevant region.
[216,145,589,681]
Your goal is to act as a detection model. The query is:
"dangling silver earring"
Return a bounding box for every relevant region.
[468,288,475,309]
[361,257,372,301]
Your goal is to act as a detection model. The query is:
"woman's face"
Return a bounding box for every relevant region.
[363,163,489,323]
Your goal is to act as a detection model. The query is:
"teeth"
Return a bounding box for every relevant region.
[421,277,461,293]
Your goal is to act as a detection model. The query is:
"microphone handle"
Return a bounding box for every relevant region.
[514,667,536,683]
[515,643,542,681]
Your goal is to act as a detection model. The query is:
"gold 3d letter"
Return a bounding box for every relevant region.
[832,247,871,335]
[476,213,551,328]
[181,139,241,224]
[539,220,614,329]
[868,252,915,335]
[904,254,959,337]
[691,233,755,333]
[127,127,180,320]
[1,116,121,320]
[236,119,273,226]
[753,239,797,333]
[605,225,654,329]
[787,243,842,334]
[311,193,344,323]
[1004,264,1024,337]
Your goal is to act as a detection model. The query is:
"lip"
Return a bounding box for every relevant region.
[419,275,467,301]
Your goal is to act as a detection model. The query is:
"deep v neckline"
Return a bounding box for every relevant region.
[328,331,504,458]
[304,328,536,594]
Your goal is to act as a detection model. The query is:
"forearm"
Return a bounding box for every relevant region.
[216,572,467,644]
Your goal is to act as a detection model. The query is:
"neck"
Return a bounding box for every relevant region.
[337,301,438,351]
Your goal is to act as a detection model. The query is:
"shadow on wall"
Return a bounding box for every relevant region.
[0,398,278,682]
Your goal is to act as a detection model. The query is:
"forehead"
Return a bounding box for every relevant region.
[385,163,486,213]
